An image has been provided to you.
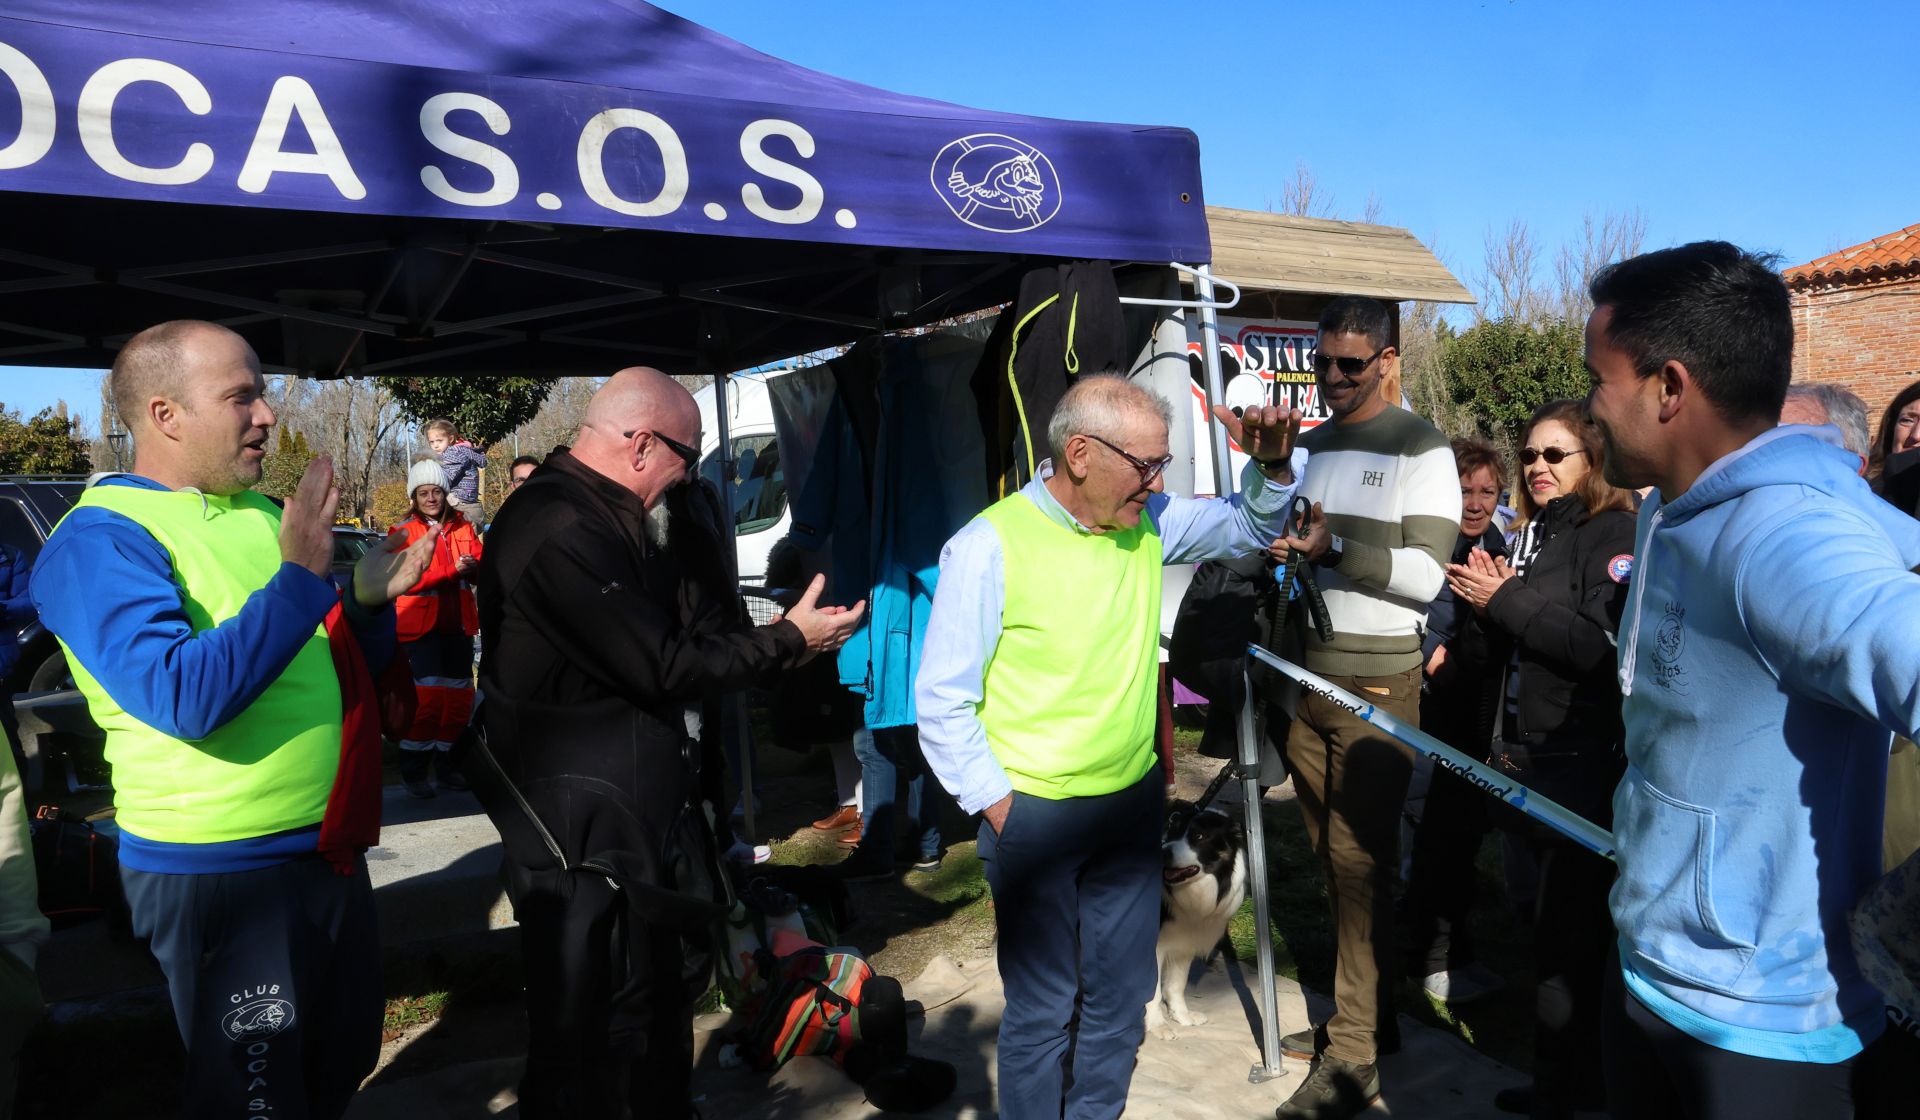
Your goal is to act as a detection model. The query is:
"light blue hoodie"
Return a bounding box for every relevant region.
[1612,426,1920,1063]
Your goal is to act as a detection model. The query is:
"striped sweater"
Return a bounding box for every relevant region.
[1297,407,1460,676]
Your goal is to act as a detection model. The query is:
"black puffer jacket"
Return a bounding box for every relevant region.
[1483,494,1636,754]
[1419,527,1510,754]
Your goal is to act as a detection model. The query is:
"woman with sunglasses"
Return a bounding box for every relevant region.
[1444,399,1636,1120]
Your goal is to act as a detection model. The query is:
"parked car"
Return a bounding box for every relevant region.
[3,477,382,697]
[0,475,87,695]
[330,525,384,586]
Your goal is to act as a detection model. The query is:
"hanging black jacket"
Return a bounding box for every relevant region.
[1483,494,1636,754]
[970,260,1129,495]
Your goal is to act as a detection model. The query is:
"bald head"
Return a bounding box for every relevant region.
[581,367,698,442]
[112,321,245,440]
[111,320,274,493]
[573,366,703,508]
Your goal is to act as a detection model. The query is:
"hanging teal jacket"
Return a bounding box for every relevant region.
[788,331,990,729]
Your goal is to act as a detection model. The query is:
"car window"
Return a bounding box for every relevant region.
[0,499,44,564]
[22,482,83,527]
[330,533,374,567]
[700,434,787,536]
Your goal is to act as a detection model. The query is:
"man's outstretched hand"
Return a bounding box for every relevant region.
[776,574,866,663]
[1212,403,1304,480]
[354,524,438,609]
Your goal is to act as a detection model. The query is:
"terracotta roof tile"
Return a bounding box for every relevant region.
[1785,223,1920,285]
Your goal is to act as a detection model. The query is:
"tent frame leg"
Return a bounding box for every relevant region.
[1238,663,1286,1083]
[1191,262,1284,1082]
[710,365,756,843]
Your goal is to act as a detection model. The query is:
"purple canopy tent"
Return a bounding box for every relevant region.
[0,4,1296,1081]
[0,0,1211,375]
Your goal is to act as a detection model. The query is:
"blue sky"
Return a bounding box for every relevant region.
[8,0,1916,433]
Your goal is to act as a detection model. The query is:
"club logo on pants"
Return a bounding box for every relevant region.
[222,997,296,1042]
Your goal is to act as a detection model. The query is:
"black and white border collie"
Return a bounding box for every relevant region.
[1145,799,1248,1036]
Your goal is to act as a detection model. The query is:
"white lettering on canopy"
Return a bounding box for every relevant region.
[238,76,366,200]
[419,92,518,207]
[77,58,214,186]
[739,119,822,225]
[577,107,687,218]
[0,41,55,171]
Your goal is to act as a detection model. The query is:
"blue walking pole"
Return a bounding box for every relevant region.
[1247,645,1617,861]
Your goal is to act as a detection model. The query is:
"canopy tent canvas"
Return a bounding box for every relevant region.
[0,0,1210,377]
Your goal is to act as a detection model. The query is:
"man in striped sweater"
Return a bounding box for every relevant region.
[1271,296,1461,1120]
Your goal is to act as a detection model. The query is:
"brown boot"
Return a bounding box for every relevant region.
[812,805,859,831]
[837,822,864,848]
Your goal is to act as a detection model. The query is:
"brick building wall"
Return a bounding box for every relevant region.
[1789,269,1920,434]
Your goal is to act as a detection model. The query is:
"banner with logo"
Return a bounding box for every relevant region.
[0,2,1211,264]
[1184,316,1324,492]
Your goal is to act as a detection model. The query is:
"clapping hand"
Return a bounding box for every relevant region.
[279,456,341,578]
[354,523,439,609]
[1444,548,1515,614]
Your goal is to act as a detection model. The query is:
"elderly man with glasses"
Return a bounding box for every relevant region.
[917,372,1305,1120]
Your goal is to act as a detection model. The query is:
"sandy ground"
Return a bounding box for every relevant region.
[346,944,1530,1118]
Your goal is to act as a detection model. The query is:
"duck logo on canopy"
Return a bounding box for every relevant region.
[932,134,1062,233]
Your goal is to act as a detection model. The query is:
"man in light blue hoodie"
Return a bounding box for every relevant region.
[1584,240,1919,1119]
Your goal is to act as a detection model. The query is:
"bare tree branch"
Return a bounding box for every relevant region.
[1552,209,1649,321]
[1272,162,1338,219]
[1478,219,1545,323]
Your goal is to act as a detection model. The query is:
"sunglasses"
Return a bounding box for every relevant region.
[650,430,702,470]
[619,428,702,472]
[1311,345,1387,377]
[1085,433,1173,487]
[1519,446,1588,466]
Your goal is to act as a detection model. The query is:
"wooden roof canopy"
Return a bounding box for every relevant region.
[1204,206,1476,305]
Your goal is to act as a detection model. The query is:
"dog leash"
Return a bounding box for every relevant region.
[1188,501,1337,819]
[1276,495,1334,644]
[1190,757,1240,814]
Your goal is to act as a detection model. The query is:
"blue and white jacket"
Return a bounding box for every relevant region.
[1613,426,1920,1063]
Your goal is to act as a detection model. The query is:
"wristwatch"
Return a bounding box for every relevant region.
[1324,534,1346,568]
[1254,456,1292,483]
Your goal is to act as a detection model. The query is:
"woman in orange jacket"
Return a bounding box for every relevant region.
[392,458,482,798]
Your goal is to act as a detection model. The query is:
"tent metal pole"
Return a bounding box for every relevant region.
[1238,662,1285,1083]
[712,367,755,842]
[1194,262,1283,1082]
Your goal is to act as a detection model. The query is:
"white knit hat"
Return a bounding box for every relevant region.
[407,458,449,496]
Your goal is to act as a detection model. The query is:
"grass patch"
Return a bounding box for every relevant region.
[384,991,450,1037]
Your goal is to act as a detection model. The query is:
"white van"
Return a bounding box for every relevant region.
[692,371,791,585]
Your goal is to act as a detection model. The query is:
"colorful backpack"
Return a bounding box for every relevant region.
[737,926,879,1070]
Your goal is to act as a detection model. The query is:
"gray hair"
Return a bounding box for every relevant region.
[1785,382,1870,461]
[1046,374,1175,461]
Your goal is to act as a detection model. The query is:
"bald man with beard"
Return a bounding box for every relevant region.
[475,368,865,1118]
